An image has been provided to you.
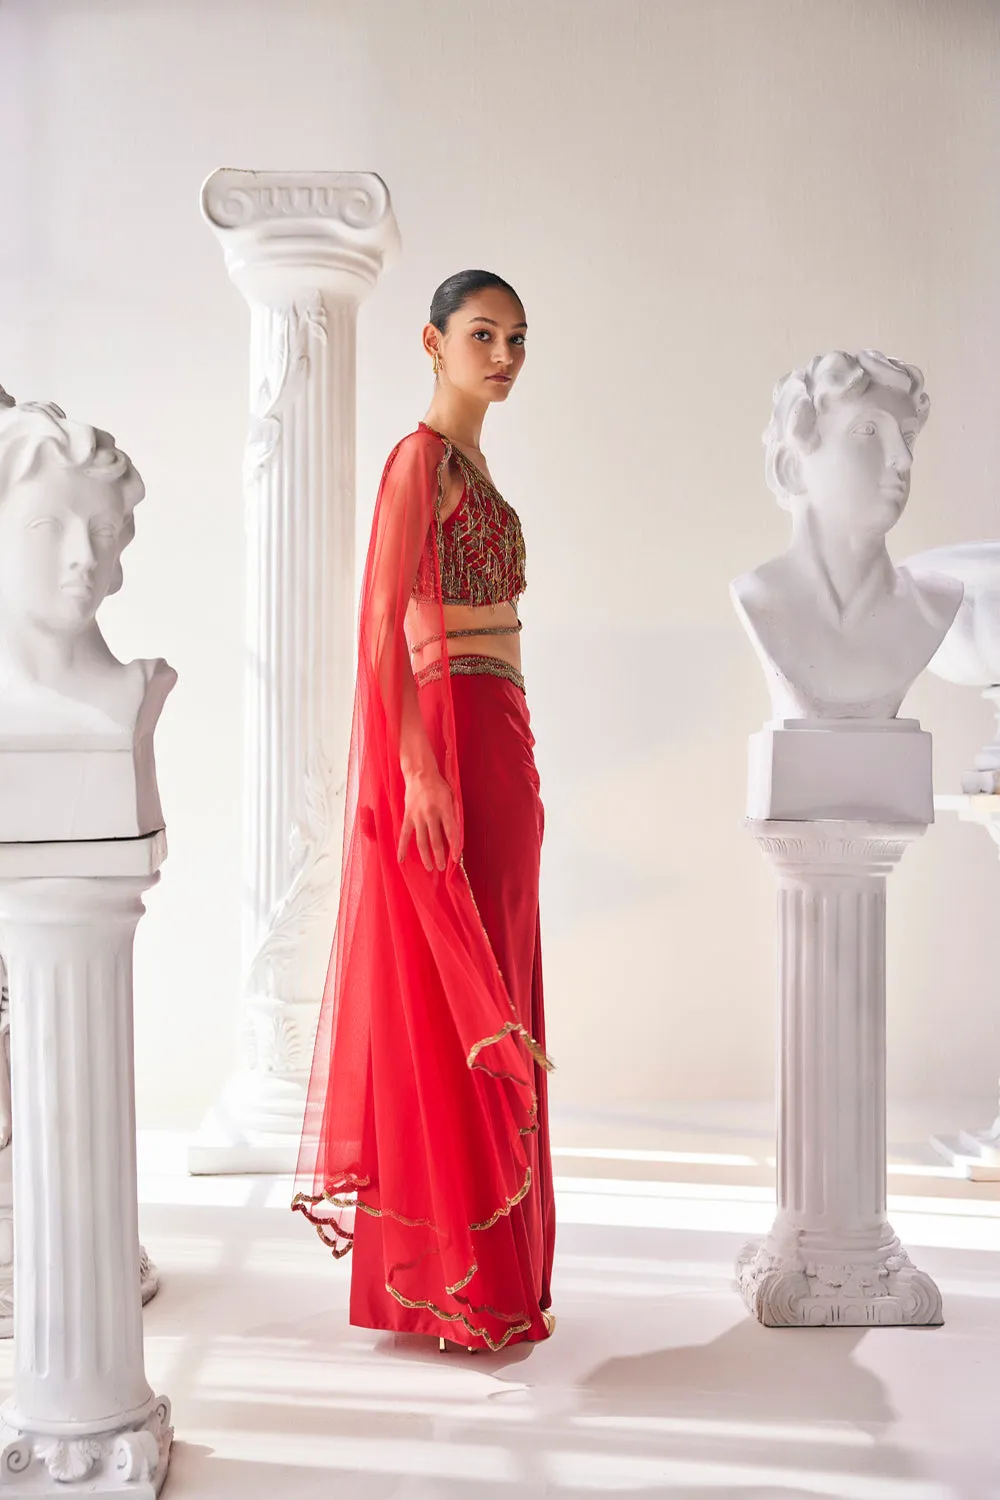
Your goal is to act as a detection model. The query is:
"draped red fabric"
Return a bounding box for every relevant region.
[294,425,554,1350]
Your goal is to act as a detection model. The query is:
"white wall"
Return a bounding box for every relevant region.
[1,0,999,1128]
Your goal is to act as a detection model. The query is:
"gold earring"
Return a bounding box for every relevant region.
[432,352,441,376]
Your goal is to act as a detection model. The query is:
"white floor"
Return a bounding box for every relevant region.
[7,1104,1000,1500]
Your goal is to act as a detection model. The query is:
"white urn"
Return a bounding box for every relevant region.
[907,541,1000,791]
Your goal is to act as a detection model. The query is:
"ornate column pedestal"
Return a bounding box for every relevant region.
[189,170,400,1175]
[931,793,1000,1179]
[0,836,172,1497]
[737,821,943,1328]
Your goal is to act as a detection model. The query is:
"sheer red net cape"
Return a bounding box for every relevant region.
[293,426,552,1349]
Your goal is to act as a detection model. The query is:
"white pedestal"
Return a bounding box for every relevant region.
[748,720,933,824]
[0,663,174,845]
[738,821,943,1328]
[190,169,400,1175]
[0,836,172,1496]
[931,793,1000,1179]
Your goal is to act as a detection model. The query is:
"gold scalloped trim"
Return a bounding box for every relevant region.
[471,1167,532,1232]
[355,1199,436,1228]
[385,1283,533,1351]
[446,1261,478,1296]
[467,1020,554,1073]
[291,1194,355,1258]
[292,1167,535,1240]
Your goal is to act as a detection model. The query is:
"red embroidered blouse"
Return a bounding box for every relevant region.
[412,424,526,608]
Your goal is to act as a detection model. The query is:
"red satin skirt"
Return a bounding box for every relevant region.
[349,665,555,1345]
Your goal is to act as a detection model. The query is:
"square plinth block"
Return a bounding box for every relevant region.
[747,719,932,824]
[0,737,164,843]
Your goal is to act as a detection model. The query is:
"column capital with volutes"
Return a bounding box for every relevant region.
[201,168,401,306]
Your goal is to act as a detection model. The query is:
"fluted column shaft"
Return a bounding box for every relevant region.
[0,850,172,1498]
[191,170,400,1173]
[239,292,357,1130]
[244,296,355,1012]
[3,881,151,1429]
[775,870,887,1236]
[737,821,943,1328]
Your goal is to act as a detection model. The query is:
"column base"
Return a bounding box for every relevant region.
[189,992,318,1174]
[737,1233,943,1327]
[188,1073,304,1175]
[932,1124,1000,1182]
[0,1398,172,1497]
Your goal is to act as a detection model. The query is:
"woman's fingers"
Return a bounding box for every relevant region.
[428,817,447,872]
[414,820,434,872]
[399,789,457,873]
[399,812,435,872]
[397,815,413,864]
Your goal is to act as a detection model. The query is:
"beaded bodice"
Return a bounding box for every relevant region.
[413,427,526,608]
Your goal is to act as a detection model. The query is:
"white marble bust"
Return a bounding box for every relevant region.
[731,350,963,721]
[0,389,174,741]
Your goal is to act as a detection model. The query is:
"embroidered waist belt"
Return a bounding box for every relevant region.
[410,622,522,655]
[414,654,525,694]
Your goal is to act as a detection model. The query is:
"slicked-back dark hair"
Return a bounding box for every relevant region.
[429,269,524,333]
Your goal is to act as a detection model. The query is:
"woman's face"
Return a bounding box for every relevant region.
[429,288,527,404]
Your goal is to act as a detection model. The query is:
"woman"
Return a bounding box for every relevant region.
[293,270,555,1352]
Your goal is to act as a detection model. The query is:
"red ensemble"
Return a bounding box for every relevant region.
[294,424,555,1350]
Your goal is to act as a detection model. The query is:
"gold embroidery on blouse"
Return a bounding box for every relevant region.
[412,430,527,608]
[445,449,527,606]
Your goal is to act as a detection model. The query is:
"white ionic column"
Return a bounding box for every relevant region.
[737,821,943,1328]
[190,170,400,1174]
[0,839,172,1497]
[931,793,1000,1178]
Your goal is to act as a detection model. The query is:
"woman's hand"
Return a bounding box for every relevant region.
[398,768,460,872]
